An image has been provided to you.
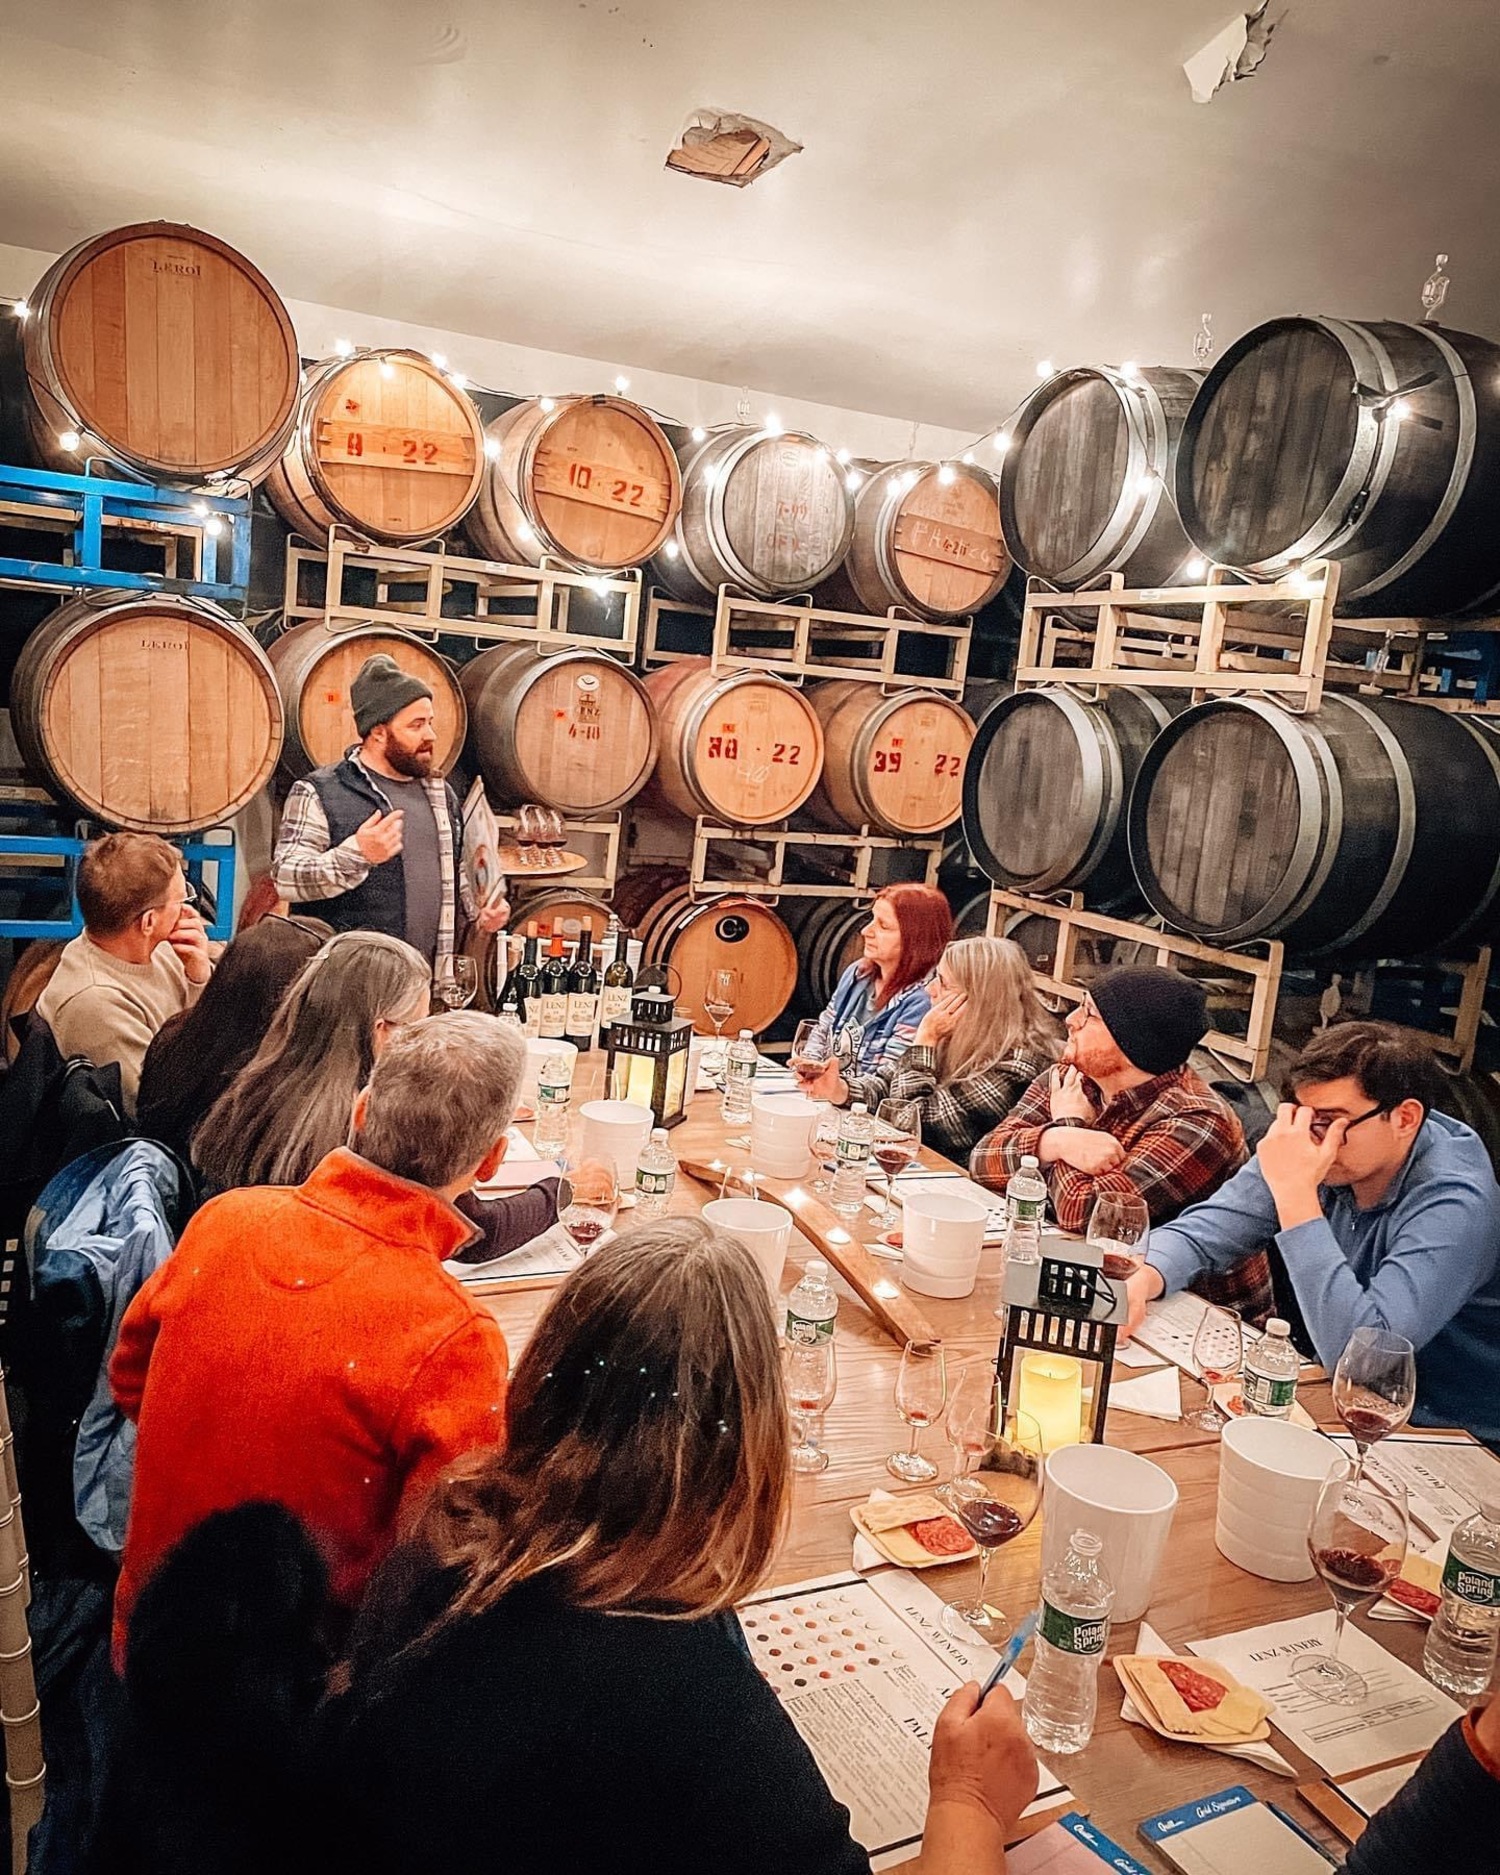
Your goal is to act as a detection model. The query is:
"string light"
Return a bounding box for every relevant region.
[588,575,611,597]
[333,338,355,357]
[1390,398,1411,422]
[483,436,501,459]
[1121,360,1140,380]
[613,374,631,393]
[834,447,851,465]
[689,425,707,443]
[430,352,448,370]
[1185,556,1208,579]
[845,470,863,492]
[539,396,556,413]
[1135,469,1158,497]
[516,520,536,543]
[937,463,957,485]
[12,299,28,321]
[205,515,224,538]
[57,430,80,453]
[993,432,1012,455]
[960,451,975,465]
[378,359,396,379]
[1036,359,1055,378]
[814,445,829,462]
[664,539,681,559]
[192,500,209,518]
[449,371,468,390]
[764,412,784,436]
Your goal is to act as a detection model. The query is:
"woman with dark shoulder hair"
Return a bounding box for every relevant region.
[326,1218,1038,1875]
[798,883,953,1078]
[135,915,331,1167]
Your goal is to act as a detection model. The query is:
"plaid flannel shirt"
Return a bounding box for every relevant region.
[271,761,477,970]
[847,1043,1055,1166]
[971,1063,1272,1321]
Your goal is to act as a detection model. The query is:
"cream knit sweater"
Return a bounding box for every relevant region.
[37,934,204,1114]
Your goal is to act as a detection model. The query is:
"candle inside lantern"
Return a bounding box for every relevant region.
[1017,1352,1083,1454]
[619,1053,657,1110]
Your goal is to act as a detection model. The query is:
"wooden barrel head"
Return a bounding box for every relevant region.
[809,680,973,835]
[646,892,798,1032]
[965,691,1102,888]
[12,596,283,832]
[25,222,299,480]
[267,622,466,777]
[719,434,851,593]
[886,468,1009,617]
[524,397,680,567]
[645,662,825,826]
[511,889,615,940]
[1179,322,1361,568]
[1004,375,1129,577]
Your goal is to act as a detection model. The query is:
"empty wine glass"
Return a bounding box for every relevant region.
[1333,1327,1417,1477]
[702,968,737,1076]
[871,1099,921,1231]
[558,1157,618,1257]
[1087,1191,1149,1279]
[1186,1304,1243,1435]
[434,955,478,1011]
[946,1363,997,1482]
[785,1336,838,1473]
[887,1340,947,1483]
[1295,1465,1409,1706]
[939,1410,1043,1641]
[810,1104,842,1197]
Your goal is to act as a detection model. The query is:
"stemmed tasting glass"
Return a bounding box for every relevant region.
[434,955,478,1011]
[790,1018,830,1078]
[810,1104,842,1197]
[785,1336,838,1473]
[558,1158,618,1257]
[536,807,568,869]
[887,1340,948,1483]
[1087,1191,1149,1279]
[514,802,543,868]
[946,1363,997,1483]
[1333,1327,1417,1477]
[1186,1304,1244,1435]
[940,1410,1044,1642]
[702,968,737,1075]
[1294,1465,1409,1707]
[872,1099,922,1231]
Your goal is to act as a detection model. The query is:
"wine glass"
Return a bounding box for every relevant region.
[702,967,737,1076]
[536,807,568,869]
[558,1157,618,1256]
[887,1340,947,1483]
[434,955,478,1011]
[872,1099,921,1231]
[810,1104,842,1197]
[790,1018,831,1087]
[784,1336,838,1473]
[1185,1304,1244,1435]
[946,1363,997,1482]
[1087,1191,1149,1279]
[939,1410,1044,1641]
[514,802,543,868]
[1333,1327,1416,1477]
[1294,1466,1409,1706]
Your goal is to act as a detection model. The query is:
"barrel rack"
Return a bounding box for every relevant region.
[623,811,944,903]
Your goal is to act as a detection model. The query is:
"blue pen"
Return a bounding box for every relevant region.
[979,1611,1037,1700]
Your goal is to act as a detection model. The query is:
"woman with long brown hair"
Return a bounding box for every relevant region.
[799,882,953,1076]
[326,1218,1037,1875]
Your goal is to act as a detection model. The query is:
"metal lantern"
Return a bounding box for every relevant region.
[605,984,693,1128]
[997,1238,1127,1450]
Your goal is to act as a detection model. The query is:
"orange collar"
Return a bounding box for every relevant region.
[297,1149,478,1260]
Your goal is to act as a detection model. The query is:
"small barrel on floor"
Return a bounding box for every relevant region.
[635,887,798,1032]
[265,619,467,779]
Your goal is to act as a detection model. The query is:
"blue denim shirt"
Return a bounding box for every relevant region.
[808,963,931,1076]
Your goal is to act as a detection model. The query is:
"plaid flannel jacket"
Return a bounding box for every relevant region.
[271,763,477,970]
[971,1063,1272,1321]
[847,1043,1055,1166]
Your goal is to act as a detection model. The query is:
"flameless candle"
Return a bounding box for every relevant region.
[1017,1352,1083,1454]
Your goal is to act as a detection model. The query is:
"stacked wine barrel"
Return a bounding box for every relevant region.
[266,619,468,778]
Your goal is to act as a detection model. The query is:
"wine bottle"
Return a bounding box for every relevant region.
[538,932,569,1040]
[497,943,527,1027]
[565,920,600,1051]
[600,916,634,1039]
[515,924,544,1039]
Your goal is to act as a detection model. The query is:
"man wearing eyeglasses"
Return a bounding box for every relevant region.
[37,832,214,1116]
[1127,1022,1500,1446]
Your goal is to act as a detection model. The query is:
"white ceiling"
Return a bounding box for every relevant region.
[2,0,1498,432]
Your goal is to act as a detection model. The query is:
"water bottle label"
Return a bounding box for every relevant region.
[1242,1371,1296,1411]
[1010,1195,1044,1224]
[1442,1553,1500,1607]
[1039,1600,1108,1657]
[786,1311,833,1345]
[636,1169,672,1198]
[837,1136,871,1167]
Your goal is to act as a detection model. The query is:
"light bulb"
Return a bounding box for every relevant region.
[205,515,224,538]
[430,352,448,370]
[1390,397,1411,422]
[845,471,863,492]
[1036,359,1055,378]
[449,371,467,390]
[764,412,783,436]
[613,374,630,393]
[961,451,975,465]
[1121,359,1140,379]
[904,469,921,491]
[815,446,829,462]
[993,431,1012,454]
[333,338,354,357]
[702,462,720,490]
[1135,469,1158,497]
[58,430,81,453]
[1185,556,1207,579]
[483,436,501,459]
[192,500,209,518]
[937,463,957,485]
[690,425,707,443]
[378,359,395,379]
[664,539,681,559]
[588,576,611,596]
[539,396,556,413]
[516,520,535,543]
[834,447,850,465]
[12,298,27,321]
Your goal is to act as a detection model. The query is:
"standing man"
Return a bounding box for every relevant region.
[271,654,508,969]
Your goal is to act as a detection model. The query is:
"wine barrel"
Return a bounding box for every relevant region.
[636,887,797,1032]
[962,686,1180,909]
[814,461,1011,620]
[509,888,615,941]
[11,594,282,833]
[267,349,485,545]
[781,898,869,1016]
[265,619,466,779]
[949,885,993,941]
[1174,318,1500,619]
[804,681,974,836]
[6,222,299,483]
[459,645,657,814]
[1128,696,1500,957]
[612,865,689,933]
[467,395,682,570]
[642,660,824,826]
[650,426,855,603]
[999,365,1202,589]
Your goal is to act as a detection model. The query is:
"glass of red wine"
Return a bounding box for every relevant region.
[938,1409,1043,1641]
[1294,1465,1409,1706]
[558,1158,618,1257]
[1333,1327,1416,1477]
[872,1099,921,1230]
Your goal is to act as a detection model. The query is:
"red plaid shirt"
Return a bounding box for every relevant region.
[971,1064,1271,1319]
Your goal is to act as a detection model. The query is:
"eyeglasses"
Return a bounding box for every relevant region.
[148,875,199,916]
[1070,997,1104,1026]
[1306,1104,1390,1142]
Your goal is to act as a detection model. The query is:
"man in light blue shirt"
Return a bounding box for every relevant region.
[1123,1023,1500,1446]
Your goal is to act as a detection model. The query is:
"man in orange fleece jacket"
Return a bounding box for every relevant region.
[110,1011,525,1662]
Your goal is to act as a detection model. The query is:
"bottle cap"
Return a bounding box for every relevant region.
[650,1127,667,1140]
[1069,1529,1103,1557]
[738,1028,753,1039]
[1266,1318,1290,1335]
[1020,1153,1040,1169]
[805,1258,829,1281]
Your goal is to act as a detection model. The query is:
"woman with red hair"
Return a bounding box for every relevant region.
[797,883,952,1076]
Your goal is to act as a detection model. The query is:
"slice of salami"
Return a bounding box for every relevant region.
[1160,1659,1228,1713]
[1387,1577,1441,1619]
[910,1516,972,1556]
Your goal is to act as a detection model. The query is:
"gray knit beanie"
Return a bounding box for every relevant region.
[351,655,433,737]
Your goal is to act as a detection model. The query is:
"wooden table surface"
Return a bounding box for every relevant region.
[478,1069,1438,1869]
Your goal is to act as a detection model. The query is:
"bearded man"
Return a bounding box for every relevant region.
[272,655,508,967]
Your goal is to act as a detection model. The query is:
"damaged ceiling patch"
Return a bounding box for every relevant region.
[1184,5,1280,104]
[666,112,802,187]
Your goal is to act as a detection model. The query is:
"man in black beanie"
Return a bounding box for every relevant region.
[972,966,1265,1311]
[271,654,509,967]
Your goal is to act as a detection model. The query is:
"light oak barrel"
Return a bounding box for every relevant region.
[804,680,974,836]
[814,461,1010,619]
[636,885,798,1031]
[641,659,824,827]
[265,619,466,778]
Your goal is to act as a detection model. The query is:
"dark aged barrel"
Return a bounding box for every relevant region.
[1128,695,1500,956]
[999,366,1202,589]
[650,425,855,603]
[1174,317,1500,619]
[962,686,1180,909]
[6,221,299,483]
[781,898,869,1016]
[814,461,1011,619]
[266,620,467,778]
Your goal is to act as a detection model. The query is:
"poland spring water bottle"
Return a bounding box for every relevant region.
[1023,1529,1115,1755]
[1423,1500,1500,1698]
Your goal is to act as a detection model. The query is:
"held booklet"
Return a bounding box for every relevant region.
[1139,1786,1335,1874]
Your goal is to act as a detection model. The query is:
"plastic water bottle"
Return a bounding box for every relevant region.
[1242,1318,1300,1418]
[721,1030,758,1124]
[532,1052,573,1157]
[634,1128,677,1221]
[1004,1154,1047,1265]
[786,1257,839,1345]
[1023,1530,1116,1755]
[1422,1501,1500,1697]
[830,1102,874,1217]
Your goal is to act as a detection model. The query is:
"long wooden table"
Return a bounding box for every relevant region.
[477,1073,1441,1869]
